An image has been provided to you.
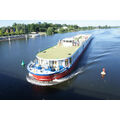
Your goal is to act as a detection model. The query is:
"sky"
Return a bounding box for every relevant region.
[0,20,120,27]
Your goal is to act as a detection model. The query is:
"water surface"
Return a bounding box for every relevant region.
[0,29,120,100]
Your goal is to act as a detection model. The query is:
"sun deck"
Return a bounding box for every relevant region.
[36,34,91,60]
[36,45,79,59]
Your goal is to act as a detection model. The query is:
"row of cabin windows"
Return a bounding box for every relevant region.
[38,57,72,67]
[39,47,81,67]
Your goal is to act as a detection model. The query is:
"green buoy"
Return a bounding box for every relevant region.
[21,60,25,66]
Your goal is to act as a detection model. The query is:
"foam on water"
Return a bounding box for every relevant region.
[54,67,86,83]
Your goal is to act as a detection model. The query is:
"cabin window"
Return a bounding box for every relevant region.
[54,61,57,65]
[65,59,68,66]
[38,60,40,64]
[59,60,62,66]
[69,58,72,64]
[41,59,43,64]
[52,61,54,65]
[46,61,49,65]
[49,61,52,67]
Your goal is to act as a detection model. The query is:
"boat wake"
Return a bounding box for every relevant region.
[65,67,85,80]
[49,67,86,84]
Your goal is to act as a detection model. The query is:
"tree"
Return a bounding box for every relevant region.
[1,27,6,33]
[39,28,47,32]
[12,23,17,28]
[58,28,65,33]
[30,23,35,32]
[24,25,29,34]
[10,31,15,35]
[15,29,19,35]
[0,22,113,37]
[0,30,3,36]
[4,32,9,36]
[46,27,54,35]
[35,24,40,32]
[19,29,24,34]
[74,25,79,29]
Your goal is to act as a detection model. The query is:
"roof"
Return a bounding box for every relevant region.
[36,34,92,60]
[36,45,79,60]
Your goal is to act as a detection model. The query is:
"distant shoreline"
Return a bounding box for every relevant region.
[0,34,29,42]
[0,32,47,42]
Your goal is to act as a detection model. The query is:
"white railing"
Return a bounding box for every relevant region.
[27,61,35,71]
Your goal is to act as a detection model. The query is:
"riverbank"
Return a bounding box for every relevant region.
[0,31,76,42]
[0,34,28,42]
[39,32,46,35]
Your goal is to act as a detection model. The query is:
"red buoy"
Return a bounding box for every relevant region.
[101,68,106,76]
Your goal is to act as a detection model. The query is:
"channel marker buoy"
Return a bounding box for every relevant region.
[21,60,25,66]
[101,68,106,76]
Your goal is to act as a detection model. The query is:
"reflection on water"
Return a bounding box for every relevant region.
[0,28,120,99]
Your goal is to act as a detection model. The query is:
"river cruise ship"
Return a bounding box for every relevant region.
[26,34,93,86]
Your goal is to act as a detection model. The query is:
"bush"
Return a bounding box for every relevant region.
[46,27,54,35]
[0,30,3,36]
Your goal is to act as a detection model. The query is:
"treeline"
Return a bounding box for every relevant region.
[0,22,112,36]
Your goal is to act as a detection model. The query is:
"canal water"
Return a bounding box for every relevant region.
[0,28,120,100]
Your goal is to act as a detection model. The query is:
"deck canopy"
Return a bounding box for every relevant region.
[37,45,79,60]
[36,34,91,60]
